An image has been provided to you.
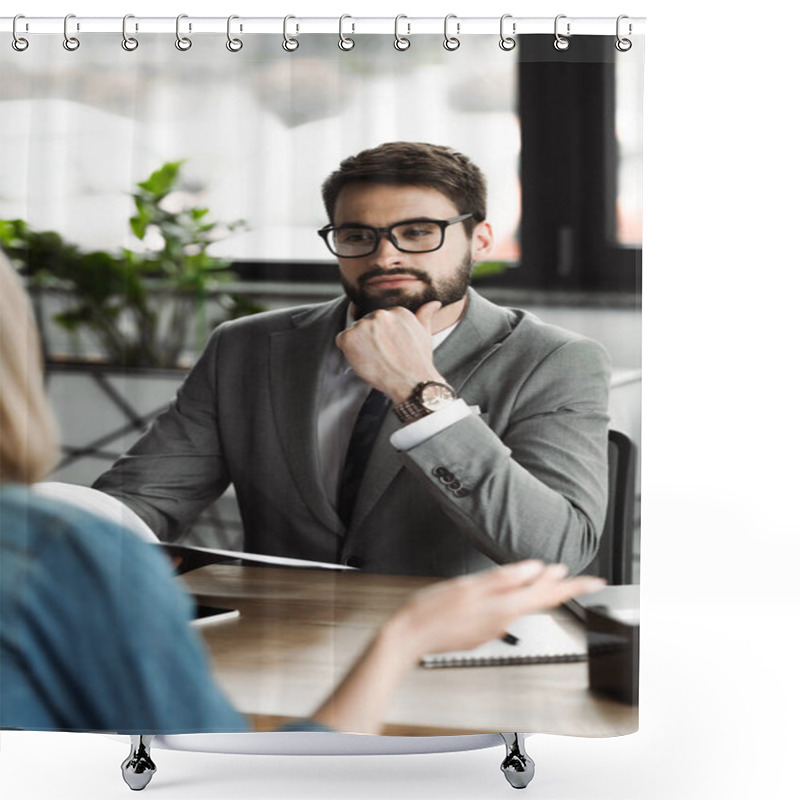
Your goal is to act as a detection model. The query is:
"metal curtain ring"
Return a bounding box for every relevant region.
[12,14,29,51]
[499,14,516,51]
[122,14,139,51]
[615,15,632,52]
[394,15,410,50]
[443,14,460,51]
[283,15,299,51]
[554,14,570,51]
[226,15,243,51]
[338,14,355,50]
[63,13,80,51]
[175,14,192,51]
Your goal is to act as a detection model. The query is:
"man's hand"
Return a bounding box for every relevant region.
[335,301,446,404]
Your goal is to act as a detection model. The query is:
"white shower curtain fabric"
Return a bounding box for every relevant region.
[0,27,642,737]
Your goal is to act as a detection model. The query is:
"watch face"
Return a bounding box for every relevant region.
[419,382,455,411]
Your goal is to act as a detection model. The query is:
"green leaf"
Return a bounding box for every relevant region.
[0,218,27,244]
[5,159,252,368]
[471,261,510,280]
[129,215,148,240]
[136,161,184,199]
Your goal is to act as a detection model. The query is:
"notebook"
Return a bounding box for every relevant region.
[564,585,640,625]
[421,612,587,668]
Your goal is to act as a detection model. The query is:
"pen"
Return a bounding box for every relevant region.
[501,632,519,646]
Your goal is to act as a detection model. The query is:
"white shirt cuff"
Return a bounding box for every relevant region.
[390,399,475,451]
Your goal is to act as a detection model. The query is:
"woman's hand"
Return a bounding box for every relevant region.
[310,561,605,734]
[383,561,605,665]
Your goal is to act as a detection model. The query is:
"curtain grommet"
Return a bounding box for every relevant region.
[443,14,460,51]
[499,14,516,51]
[122,14,139,51]
[283,15,299,51]
[12,14,29,51]
[175,14,192,51]
[226,15,243,52]
[338,15,355,51]
[615,15,633,52]
[394,15,410,50]
[63,13,80,51]
[553,14,571,51]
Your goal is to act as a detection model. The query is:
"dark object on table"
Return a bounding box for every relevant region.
[581,586,639,706]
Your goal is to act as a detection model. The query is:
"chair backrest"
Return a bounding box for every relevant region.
[582,429,637,585]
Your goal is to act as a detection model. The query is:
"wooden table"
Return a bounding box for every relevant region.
[181,564,638,738]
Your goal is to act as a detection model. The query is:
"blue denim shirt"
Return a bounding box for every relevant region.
[0,485,329,734]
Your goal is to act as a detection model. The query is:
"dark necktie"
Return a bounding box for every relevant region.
[337,388,391,528]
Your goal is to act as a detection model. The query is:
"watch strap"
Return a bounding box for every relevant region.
[393,396,430,424]
[393,381,456,424]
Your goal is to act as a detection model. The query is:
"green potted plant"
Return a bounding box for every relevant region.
[0,160,259,369]
[1,162,261,539]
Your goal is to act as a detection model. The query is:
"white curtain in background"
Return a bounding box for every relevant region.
[1,34,521,262]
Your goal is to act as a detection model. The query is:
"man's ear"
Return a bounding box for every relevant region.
[470,220,494,262]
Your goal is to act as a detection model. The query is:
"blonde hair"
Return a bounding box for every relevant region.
[0,252,60,483]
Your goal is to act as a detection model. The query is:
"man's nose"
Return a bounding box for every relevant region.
[370,232,404,263]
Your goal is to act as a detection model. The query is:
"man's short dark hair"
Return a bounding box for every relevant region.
[322,142,487,232]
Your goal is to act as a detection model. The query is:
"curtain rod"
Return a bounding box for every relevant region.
[1,16,645,37]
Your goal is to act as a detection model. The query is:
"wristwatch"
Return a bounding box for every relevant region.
[393,380,457,424]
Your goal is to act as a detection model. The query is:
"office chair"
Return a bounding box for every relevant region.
[582,429,637,585]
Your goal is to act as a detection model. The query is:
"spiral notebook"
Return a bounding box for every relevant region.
[422,612,587,668]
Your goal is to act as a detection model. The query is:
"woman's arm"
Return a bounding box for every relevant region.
[310,560,605,734]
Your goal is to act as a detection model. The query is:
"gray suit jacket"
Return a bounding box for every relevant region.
[94,289,611,577]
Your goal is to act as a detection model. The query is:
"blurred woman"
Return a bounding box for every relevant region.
[0,253,604,735]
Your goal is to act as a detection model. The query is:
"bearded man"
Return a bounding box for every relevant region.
[94,142,611,577]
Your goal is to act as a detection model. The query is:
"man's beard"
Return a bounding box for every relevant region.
[342,253,473,320]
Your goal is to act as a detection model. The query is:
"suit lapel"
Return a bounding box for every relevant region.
[433,288,516,391]
[270,297,349,534]
[348,289,515,532]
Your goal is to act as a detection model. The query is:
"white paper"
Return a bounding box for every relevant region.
[164,542,354,571]
[422,612,587,667]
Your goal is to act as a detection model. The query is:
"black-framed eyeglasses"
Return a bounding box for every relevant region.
[317,214,473,258]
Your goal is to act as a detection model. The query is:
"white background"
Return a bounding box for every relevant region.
[2,1,799,799]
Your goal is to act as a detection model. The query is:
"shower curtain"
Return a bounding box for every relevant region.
[0,8,643,769]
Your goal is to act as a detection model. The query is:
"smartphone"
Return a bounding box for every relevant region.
[191,604,240,626]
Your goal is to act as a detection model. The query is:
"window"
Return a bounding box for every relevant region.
[0,33,641,298]
[510,35,642,296]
